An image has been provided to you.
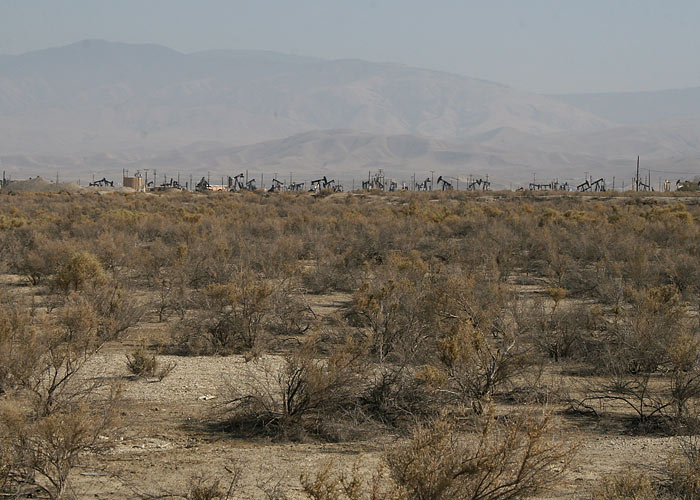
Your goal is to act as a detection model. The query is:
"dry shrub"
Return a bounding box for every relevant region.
[186,475,238,500]
[428,317,527,413]
[301,462,393,500]
[54,250,107,293]
[126,344,157,377]
[12,317,102,417]
[667,436,700,499]
[0,285,123,498]
[589,470,656,500]
[178,272,273,354]
[223,335,367,439]
[302,247,356,294]
[9,232,68,286]
[0,437,12,495]
[302,408,574,500]
[269,279,314,337]
[351,253,434,364]
[86,282,145,341]
[572,286,700,430]
[125,344,176,381]
[361,367,439,428]
[610,285,687,374]
[131,469,241,500]
[434,272,512,344]
[520,297,598,362]
[0,300,31,396]
[0,391,120,500]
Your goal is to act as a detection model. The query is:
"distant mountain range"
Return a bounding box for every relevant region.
[552,87,700,125]
[1,40,699,185]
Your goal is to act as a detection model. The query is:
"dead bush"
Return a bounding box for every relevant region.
[302,247,357,294]
[361,366,440,427]
[0,391,120,500]
[302,408,574,500]
[131,469,241,500]
[186,475,238,500]
[351,253,435,365]
[667,435,700,499]
[125,344,176,381]
[8,232,67,286]
[126,344,157,377]
[0,300,31,396]
[610,285,687,374]
[428,318,527,413]
[589,470,657,500]
[86,282,145,342]
[3,298,108,418]
[434,272,512,342]
[178,272,274,354]
[521,295,598,362]
[223,335,367,439]
[269,277,314,337]
[301,462,394,500]
[571,286,700,430]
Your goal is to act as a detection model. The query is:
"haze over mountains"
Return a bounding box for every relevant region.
[1,40,699,186]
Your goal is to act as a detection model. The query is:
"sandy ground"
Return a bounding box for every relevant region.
[68,348,682,499]
[1,273,684,499]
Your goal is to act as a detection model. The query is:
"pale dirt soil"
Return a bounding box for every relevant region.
[71,345,681,499]
[4,275,684,499]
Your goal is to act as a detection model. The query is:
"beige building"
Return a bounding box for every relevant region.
[123,175,144,191]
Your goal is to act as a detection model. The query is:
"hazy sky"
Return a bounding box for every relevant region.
[1,0,699,94]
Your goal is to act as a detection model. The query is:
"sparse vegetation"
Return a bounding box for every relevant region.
[1,189,700,497]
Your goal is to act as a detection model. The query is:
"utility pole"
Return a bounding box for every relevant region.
[261,173,264,189]
[612,176,615,191]
[144,169,149,192]
[636,156,640,192]
[430,170,435,190]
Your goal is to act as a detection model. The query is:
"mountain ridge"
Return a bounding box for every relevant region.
[1,40,698,184]
[552,87,700,125]
[0,39,611,155]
